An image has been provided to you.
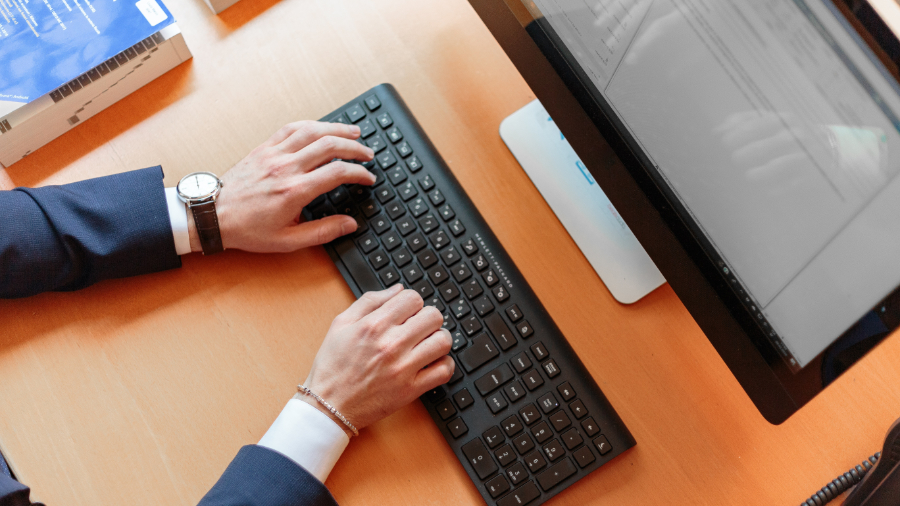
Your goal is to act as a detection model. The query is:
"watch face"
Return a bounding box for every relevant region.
[178,173,220,200]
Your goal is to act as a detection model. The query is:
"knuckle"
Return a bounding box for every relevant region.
[295,121,319,140]
[317,136,338,152]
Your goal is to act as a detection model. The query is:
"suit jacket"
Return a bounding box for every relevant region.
[0,168,338,506]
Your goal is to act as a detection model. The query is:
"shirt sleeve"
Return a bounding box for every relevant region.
[257,399,350,483]
[164,187,191,256]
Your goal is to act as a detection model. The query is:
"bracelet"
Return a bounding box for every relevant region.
[297,385,359,437]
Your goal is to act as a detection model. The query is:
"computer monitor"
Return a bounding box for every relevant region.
[468,0,900,424]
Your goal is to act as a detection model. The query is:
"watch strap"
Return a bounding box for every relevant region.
[190,201,224,255]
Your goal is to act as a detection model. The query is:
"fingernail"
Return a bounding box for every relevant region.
[350,125,361,136]
[390,283,404,293]
[341,218,357,235]
[367,147,375,157]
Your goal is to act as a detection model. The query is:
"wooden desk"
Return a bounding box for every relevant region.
[2,1,900,504]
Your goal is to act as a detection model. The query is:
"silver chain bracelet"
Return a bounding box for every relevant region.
[297,385,359,437]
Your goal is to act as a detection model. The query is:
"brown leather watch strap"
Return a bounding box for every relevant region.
[190,201,224,255]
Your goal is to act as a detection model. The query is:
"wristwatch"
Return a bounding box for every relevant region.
[176,171,224,255]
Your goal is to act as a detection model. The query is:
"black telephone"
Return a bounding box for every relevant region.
[842,417,900,506]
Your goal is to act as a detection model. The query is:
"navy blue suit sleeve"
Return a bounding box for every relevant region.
[198,445,338,506]
[0,166,181,298]
[0,474,32,506]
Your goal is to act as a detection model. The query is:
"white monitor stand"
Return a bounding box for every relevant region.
[500,100,665,304]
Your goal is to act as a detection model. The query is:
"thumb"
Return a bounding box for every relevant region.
[283,214,358,251]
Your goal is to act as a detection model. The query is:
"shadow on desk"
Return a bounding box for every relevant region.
[214,0,283,33]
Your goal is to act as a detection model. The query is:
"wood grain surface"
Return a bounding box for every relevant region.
[1,1,900,505]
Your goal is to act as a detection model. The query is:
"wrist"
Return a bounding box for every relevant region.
[185,203,203,253]
[293,391,357,439]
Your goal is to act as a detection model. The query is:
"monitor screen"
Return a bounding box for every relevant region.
[508,0,900,370]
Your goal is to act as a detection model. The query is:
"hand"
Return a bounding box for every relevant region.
[299,285,455,434]
[187,121,376,253]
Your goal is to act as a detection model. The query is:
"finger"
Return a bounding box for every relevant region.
[412,355,455,395]
[746,151,809,185]
[396,305,444,347]
[408,329,453,371]
[731,129,798,167]
[294,136,374,172]
[338,284,405,324]
[301,161,376,200]
[279,121,362,153]
[279,214,359,251]
[360,288,423,333]
[262,121,359,149]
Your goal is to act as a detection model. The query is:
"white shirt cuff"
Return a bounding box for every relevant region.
[258,399,350,483]
[164,187,191,255]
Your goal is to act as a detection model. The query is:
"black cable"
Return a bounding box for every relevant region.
[801,453,881,506]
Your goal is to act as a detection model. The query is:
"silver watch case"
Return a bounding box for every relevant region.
[176,171,223,206]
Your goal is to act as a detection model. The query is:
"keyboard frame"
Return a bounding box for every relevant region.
[309,83,636,506]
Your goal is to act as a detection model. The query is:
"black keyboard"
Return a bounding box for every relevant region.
[304,84,635,506]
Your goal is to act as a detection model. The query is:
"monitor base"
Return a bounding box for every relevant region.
[499,99,665,304]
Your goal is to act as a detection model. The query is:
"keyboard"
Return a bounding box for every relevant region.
[304,84,635,506]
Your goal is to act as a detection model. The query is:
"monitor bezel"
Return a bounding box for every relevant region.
[467,0,900,424]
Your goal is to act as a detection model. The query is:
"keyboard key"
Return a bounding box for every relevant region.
[395,216,417,236]
[357,234,378,253]
[516,321,534,338]
[522,369,544,391]
[542,359,560,378]
[511,352,532,374]
[419,214,439,233]
[473,296,494,316]
[407,232,427,251]
[397,141,413,158]
[379,267,400,286]
[557,382,576,401]
[376,112,393,128]
[367,135,387,153]
[505,463,528,486]
[345,103,366,122]
[483,426,505,449]
[429,230,450,249]
[530,342,549,361]
[386,166,407,185]
[593,436,612,455]
[542,439,565,463]
[398,181,418,201]
[428,189,445,206]
[376,150,397,170]
[449,358,464,384]
[516,402,539,425]
[462,239,478,256]
[451,262,472,283]
[359,118,377,138]
[364,94,381,111]
[531,421,553,443]
[449,418,469,439]
[328,185,350,204]
[549,410,571,432]
[536,458,576,491]
[504,381,526,403]
[562,428,583,450]
[569,399,588,419]
[485,313,517,351]
[441,311,456,331]
[494,444,516,467]
[573,446,595,468]
[476,364,515,396]
[449,219,466,237]
[349,185,371,201]
[538,393,559,414]
[505,305,523,322]
[375,185,395,204]
[492,284,510,303]
[440,246,461,265]
[581,418,600,437]
[391,247,412,267]
[486,392,508,413]
[438,282,460,302]
[426,296,445,312]
[498,481,541,506]
[461,316,482,336]
[406,155,423,172]
[523,450,547,473]
[427,265,450,286]
[482,269,499,286]
[486,475,511,498]
[436,399,456,420]
[463,279,484,300]
[451,330,467,351]
[368,250,389,270]
[381,231,402,251]
[411,279,434,299]
[459,333,499,372]
[451,298,471,319]
[513,433,535,455]
[418,249,438,269]
[473,254,489,271]
[419,175,435,191]
[462,438,498,480]
[453,388,474,409]
[501,414,523,437]
[386,126,403,143]
[359,198,380,217]
[439,204,455,221]
[409,197,429,217]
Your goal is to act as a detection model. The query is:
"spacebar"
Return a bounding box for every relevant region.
[334,238,383,294]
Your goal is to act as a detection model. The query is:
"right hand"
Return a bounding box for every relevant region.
[300,285,455,433]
